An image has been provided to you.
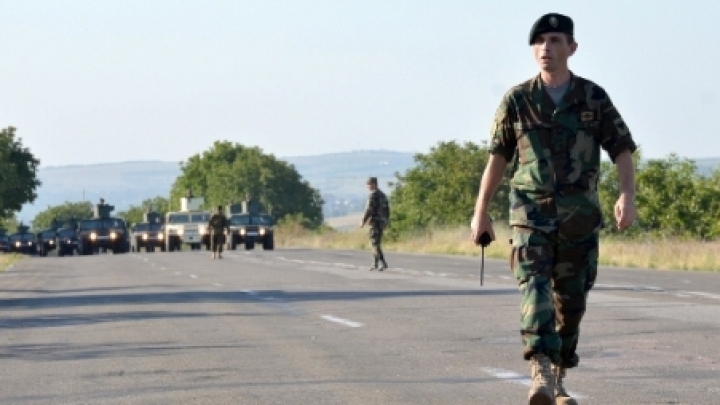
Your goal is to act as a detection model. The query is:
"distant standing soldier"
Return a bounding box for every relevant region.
[208,205,230,259]
[360,177,390,270]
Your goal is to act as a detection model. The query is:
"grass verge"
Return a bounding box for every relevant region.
[0,254,23,272]
[276,224,720,271]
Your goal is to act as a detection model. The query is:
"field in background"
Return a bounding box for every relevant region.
[280,214,720,271]
[0,254,23,271]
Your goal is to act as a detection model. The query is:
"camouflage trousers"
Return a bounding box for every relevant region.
[510,226,599,368]
[368,225,384,258]
[211,233,224,253]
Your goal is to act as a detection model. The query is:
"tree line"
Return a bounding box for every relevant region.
[2,125,719,241]
[387,141,720,241]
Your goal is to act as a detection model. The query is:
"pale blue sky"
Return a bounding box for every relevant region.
[1,0,718,166]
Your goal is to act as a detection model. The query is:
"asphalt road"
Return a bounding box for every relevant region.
[1,247,719,404]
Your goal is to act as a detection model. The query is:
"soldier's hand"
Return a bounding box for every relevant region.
[359,221,364,228]
[470,213,495,246]
[614,194,636,230]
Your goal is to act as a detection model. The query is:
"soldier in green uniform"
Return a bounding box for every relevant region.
[208,205,230,259]
[470,13,637,405]
[360,177,390,271]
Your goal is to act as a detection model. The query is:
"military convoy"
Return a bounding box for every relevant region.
[77,199,130,255]
[130,211,165,253]
[2,193,278,257]
[163,192,211,252]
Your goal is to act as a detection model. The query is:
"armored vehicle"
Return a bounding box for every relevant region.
[35,218,63,257]
[0,228,9,253]
[130,211,165,253]
[7,224,38,255]
[164,192,211,252]
[225,202,275,251]
[55,219,79,257]
[77,199,130,255]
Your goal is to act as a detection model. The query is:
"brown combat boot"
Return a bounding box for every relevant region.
[552,365,578,405]
[528,353,554,405]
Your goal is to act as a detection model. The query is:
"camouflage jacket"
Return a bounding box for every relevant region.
[488,73,637,238]
[362,189,390,227]
[208,213,229,234]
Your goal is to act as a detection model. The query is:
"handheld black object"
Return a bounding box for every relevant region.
[478,231,492,286]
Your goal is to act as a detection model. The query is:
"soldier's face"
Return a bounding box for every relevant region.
[367,182,377,191]
[533,33,577,72]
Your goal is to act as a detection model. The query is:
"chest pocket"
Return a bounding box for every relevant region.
[513,122,551,164]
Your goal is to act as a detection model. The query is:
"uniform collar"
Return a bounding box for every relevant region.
[531,71,584,112]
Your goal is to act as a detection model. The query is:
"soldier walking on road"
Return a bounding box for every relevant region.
[208,205,230,259]
[470,13,637,405]
[360,177,390,271]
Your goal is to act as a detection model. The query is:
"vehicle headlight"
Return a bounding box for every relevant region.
[110,232,117,240]
[260,228,266,236]
[15,241,20,247]
[158,233,164,240]
[240,228,246,235]
[67,240,72,244]
[142,233,148,240]
[50,240,54,245]
[177,229,184,236]
[28,242,33,246]
[90,232,97,241]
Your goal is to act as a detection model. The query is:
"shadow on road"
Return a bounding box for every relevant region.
[0,288,515,310]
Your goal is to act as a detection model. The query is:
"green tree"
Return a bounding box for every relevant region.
[169,141,324,228]
[0,127,41,220]
[598,150,720,239]
[388,140,510,237]
[117,196,170,226]
[0,216,19,234]
[31,201,93,231]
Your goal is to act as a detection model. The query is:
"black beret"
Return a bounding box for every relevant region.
[367,177,378,185]
[528,13,574,45]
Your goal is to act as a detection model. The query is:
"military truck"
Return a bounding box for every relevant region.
[130,211,165,253]
[0,228,9,253]
[55,219,79,257]
[35,218,63,257]
[164,192,211,252]
[7,224,38,255]
[225,200,275,251]
[77,199,130,255]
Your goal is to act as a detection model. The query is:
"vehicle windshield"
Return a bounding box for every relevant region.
[41,231,57,239]
[168,213,209,224]
[133,223,163,232]
[230,214,273,226]
[58,229,76,237]
[79,219,125,230]
[10,234,35,242]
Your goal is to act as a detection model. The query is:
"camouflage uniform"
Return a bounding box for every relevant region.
[362,181,390,269]
[488,73,636,368]
[208,211,229,254]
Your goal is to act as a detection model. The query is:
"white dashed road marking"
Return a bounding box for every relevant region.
[190,274,197,279]
[321,315,364,328]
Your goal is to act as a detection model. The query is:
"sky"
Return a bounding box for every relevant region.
[1,0,719,167]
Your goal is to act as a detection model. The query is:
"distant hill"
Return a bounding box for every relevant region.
[18,150,417,222]
[696,158,720,176]
[17,151,720,223]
